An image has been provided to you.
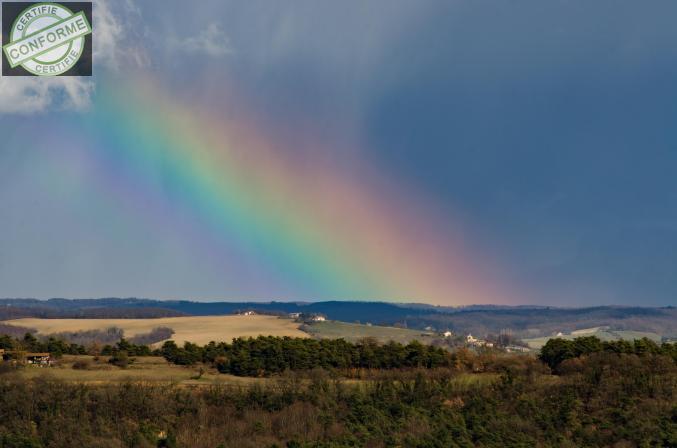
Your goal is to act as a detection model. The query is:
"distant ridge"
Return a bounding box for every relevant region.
[0,298,675,340]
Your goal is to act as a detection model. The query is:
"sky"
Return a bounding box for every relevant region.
[0,0,676,306]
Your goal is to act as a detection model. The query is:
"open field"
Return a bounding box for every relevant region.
[523,327,663,349]
[10,355,267,386]
[306,320,437,344]
[8,355,503,390]
[2,315,307,345]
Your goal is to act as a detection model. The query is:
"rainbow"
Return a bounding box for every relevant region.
[68,75,513,305]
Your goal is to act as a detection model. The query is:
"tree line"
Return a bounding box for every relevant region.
[161,336,453,376]
[0,327,174,358]
[0,333,86,357]
[161,334,677,377]
[0,333,158,359]
[539,335,677,369]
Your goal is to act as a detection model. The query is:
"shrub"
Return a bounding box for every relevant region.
[72,359,92,370]
[109,351,131,369]
[0,363,16,375]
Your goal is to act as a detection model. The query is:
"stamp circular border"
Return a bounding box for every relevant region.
[8,2,86,76]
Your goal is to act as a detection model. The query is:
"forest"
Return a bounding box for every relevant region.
[160,337,453,376]
[0,332,675,447]
[0,342,674,447]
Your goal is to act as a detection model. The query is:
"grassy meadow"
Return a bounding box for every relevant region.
[11,354,503,390]
[12,355,267,386]
[305,320,438,344]
[2,315,307,345]
[9,353,503,391]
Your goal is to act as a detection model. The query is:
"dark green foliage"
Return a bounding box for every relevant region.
[108,351,131,369]
[160,340,202,365]
[539,335,676,369]
[160,336,453,375]
[0,330,165,358]
[0,333,86,358]
[0,335,13,350]
[101,338,155,357]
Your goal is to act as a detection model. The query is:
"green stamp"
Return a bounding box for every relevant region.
[2,3,92,76]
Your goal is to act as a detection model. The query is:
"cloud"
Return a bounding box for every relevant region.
[171,23,232,57]
[0,77,94,114]
[94,0,150,70]
[93,0,125,70]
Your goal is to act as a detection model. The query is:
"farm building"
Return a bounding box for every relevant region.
[26,353,52,366]
[296,313,328,323]
[1,351,52,366]
[505,345,531,353]
[466,334,493,348]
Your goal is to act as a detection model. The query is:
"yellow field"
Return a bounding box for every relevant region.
[2,315,307,345]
